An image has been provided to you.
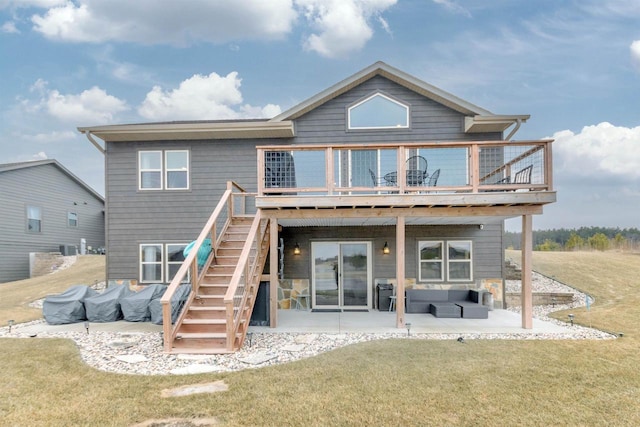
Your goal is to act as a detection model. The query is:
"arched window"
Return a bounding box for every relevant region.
[348,93,409,129]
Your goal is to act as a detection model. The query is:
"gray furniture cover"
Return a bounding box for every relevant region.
[43,285,98,325]
[120,284,167,322]
[149,284,191,325]
[85,284,133,322]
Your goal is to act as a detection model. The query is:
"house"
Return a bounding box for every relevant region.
[78,61,555,353]
[0,159,105,283]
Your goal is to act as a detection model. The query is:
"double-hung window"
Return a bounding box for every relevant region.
[140,244,163,283]
[140,243,189,283]
[419,240,473,282]
[419,241,444,281]
[27,206,42,233]
[68,212,78,227]
[447,241,472,281]
[139,150,189,190]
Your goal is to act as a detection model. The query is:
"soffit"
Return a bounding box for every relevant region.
[77,121,295,142]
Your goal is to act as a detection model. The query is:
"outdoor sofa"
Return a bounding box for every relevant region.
[405,289,489,319]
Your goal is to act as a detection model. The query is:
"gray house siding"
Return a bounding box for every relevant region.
[291,76,502,144]
[281,223,503,286]
[103,75,506,284]
[0,162,105,283]
[105,139,281,281]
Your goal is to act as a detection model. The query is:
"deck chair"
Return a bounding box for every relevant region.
[427,169,440,186]
[513,165,533,184]
[405,155,428,185]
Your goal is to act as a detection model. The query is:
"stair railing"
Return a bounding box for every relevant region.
[160,181,249,353]
[224,211,270,351]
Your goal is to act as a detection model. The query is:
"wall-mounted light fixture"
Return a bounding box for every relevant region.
[293,243,301,255]
[383,241,390,255]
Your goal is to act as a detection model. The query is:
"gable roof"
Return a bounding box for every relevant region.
[271,61,529,134]
[78,61,529,147]
[0,159,104,202]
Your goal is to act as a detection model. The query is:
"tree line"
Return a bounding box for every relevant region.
[504,226,640,251]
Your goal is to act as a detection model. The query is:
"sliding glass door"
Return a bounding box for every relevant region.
[312,242,371,309]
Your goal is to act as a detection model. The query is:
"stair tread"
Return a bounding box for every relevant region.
[177,332,227,339]
[182,318,226,324]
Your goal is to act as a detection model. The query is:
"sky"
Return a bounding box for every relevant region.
[1,0,639,231]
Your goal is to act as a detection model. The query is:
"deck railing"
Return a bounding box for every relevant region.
[160,181,252,352]
[256,140,553,196]
[224,212,270,351]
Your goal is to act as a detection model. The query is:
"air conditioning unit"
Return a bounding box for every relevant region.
[59,245,78,256]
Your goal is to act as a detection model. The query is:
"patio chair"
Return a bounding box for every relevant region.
[405,155,428,185]
[513,165,533,184]
[427,169,440,187]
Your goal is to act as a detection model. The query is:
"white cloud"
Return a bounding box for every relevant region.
[46,86,128,123]
[432,0,471,18]
[30,0,297,45]
[1,20,19,33]
[552,122,640,179]
[0,0,67,8]
[296,0,397,58]
[138,72,281,121]
[32,151,48,160]
[631,40,640,71]
[20,80,129,124]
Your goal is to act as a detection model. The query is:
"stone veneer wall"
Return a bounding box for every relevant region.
[29,252,65,278]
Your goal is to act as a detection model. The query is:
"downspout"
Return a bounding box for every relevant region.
[81,130,106,154]
[505,118,523,141]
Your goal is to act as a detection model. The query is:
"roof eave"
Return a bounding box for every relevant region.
[464,115,531,133]
[78,121,295,142]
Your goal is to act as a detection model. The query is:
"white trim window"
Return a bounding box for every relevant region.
[348,92,409,130]
[140,244,163,283]
[139,150,189,190]
[419,240,473,282]
[139,151,162,189]
[68,211,78,227]
[26,205,42,233]
[166,243,189,283]
[165,150,189,189]
[447,241,473,281]
[418,241,444,281]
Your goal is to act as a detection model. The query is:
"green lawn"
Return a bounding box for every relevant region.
[1,252,639,426]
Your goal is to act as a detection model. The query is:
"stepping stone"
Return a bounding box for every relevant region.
[237,352,277,365]
[294,333,318,344]
[177,354,215,361]
[114,354,148,363]
[281,344,305,352]
[169,364,222,375]
[324,334,347,340]
[161,381,228,397]
[108,341,135,349]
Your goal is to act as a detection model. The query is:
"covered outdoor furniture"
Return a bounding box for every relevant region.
[43,285,98,325]
[149,283,191,325]
[121,284,166,322]
[85,284,133,322]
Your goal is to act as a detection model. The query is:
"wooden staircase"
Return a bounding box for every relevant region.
[167,216,270,354]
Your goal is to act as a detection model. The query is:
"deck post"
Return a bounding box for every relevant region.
[396,216,405,328]
[521,214,533,328]
[269,219,279,328]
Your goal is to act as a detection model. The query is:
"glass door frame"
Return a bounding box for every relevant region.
[311,241,372,310]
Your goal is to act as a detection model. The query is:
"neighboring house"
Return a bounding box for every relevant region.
[78,62,555,353]
[0,159,105,283]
